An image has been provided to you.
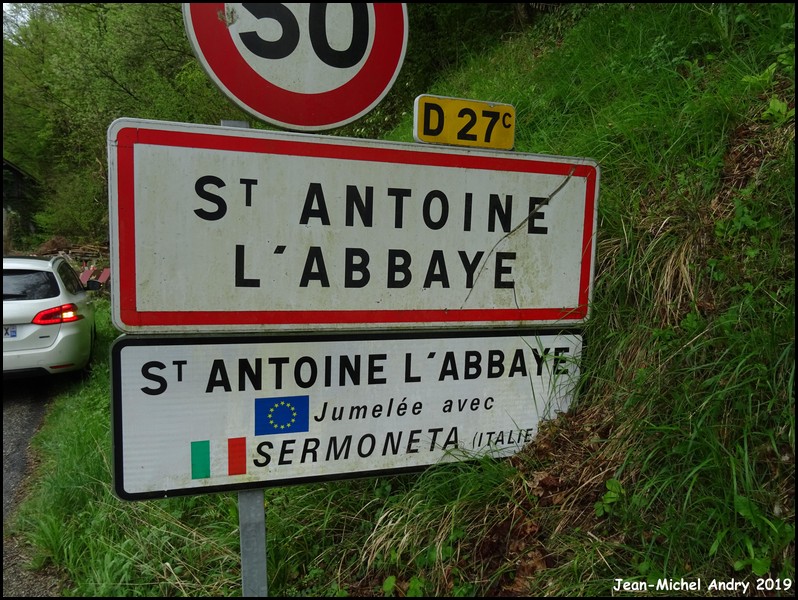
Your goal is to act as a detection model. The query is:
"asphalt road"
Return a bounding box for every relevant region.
[3,375,65,597]
[2,377,58,523]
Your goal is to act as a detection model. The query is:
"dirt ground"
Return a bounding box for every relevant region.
[2,533,64,598]
[2,385,68,598]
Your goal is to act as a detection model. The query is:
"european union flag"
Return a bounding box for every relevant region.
[255,395,310,436]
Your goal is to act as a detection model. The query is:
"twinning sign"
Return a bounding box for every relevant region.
[112,330,582,499]
[108,119,598,333]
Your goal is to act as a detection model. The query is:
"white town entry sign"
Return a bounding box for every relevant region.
[107,118,599,333]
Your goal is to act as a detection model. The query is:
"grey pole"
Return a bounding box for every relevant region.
[222,119,268,597]
[239,488,268,596]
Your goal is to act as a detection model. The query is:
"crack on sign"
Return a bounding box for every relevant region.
[522,334,543,425]
[460,166,578,309]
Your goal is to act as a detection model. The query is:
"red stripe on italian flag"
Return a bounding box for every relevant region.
[228,437,246,476]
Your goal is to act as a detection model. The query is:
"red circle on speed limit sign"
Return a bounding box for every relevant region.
[183,3,408,131]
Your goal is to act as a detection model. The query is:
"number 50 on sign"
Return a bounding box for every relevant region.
[183,3,408,131]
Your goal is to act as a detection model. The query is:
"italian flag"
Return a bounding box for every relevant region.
[191,438,247,479]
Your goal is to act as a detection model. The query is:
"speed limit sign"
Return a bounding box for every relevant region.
[183,3,408,131]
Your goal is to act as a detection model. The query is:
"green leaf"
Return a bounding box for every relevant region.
[752,557,771,577]
[407,576,426,597]
[709,530,726,557]
[734,495,757,521]
[733,559,748,571]
[606,479,623,494]
[637,560,651,575]
[382,575,397,596]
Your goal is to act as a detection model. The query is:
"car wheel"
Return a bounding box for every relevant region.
[80,326,97,378]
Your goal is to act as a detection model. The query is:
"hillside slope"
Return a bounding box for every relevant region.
[373,3,795,596]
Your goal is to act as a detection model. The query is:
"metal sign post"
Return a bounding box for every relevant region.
[239,487,268,596]
[223,120,268,598]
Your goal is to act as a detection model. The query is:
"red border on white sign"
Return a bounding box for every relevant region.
[184,3,407,130]
[109,120,598,331]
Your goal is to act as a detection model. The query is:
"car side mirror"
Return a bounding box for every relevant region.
[85,280,102,291]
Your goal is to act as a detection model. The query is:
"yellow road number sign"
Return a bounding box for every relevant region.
[413,94,515,150]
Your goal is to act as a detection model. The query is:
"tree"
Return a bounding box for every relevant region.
[3,2,521,246]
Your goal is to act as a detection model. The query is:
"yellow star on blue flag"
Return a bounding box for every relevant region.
[255,396,310,435]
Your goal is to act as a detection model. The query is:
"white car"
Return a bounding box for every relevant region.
[3,256,100,378]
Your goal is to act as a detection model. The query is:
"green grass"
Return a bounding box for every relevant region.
[7,3,794,596]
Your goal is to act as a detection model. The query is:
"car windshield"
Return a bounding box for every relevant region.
[3,269,60,300]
